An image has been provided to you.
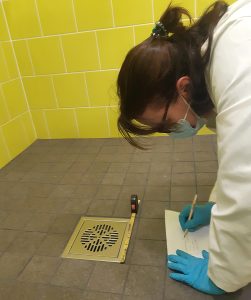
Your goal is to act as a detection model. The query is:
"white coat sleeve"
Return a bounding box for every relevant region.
[208,103,251,292]
[206,17,251,292]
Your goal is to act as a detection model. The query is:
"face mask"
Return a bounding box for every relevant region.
[169,96,207,139]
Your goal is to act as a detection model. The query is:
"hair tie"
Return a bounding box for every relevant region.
[151,21,173,38]
[152,21,167,37]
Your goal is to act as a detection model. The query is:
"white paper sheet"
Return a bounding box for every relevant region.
[165,210,209,258]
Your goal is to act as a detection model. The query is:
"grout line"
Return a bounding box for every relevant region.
[71,0,79,32]
[11,23,157,42]
[50,76,59,108]
[0,43,10,80]
[0,110,28,127]
[151,0,155,22]
[25,40,36,75]
[0,85,11,120]
[0,127,11,160]
[42,110,51,138]
[29,105,118,111]
[110,0,115,27]
[34,0,44,36]
[132,26,136,46]
[83,73,91,107]
[22,68,119,77]
[105,107,111,136]
[0,76,19,85]
[73,109,80,138]
[0,1,38,139]
[59,36,68,73]
[94,31,101,70]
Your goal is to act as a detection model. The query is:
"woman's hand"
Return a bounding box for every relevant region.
[167,250,225,295]
[179,202,215,232]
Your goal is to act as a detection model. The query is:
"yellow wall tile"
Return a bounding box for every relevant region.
[13,40,34,76]
[45,109,78,138]
[23,76,57,109]
[86,70,119,106]
[0,5,9,41]
[0,87,9,125]
[97,28,134,69]
[21,111,36,143]
[53,73,88,108]
[28,37,65,75]
[2,79,27,118]
[0,44,9,82]
[134,24,153,45]
[2,42,18,79]
[107,106,121,137]
[0,129,11,168]
[62,33,99,72]
[2,116,29,158]
[76,108,109,138]
[37,0,76,35]
[31,110,49,138]
[0,86,10,125]
[154,0,195,21]
[74,0,113,30]
[113,0,153,26]
[3,0,41,39]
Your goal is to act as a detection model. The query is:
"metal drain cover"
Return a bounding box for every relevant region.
[61,216,133,263]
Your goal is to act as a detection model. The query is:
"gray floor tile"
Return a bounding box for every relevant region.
[83,291,122,300]
[196,173,217,185]
[0,211,34,230]
[119,185,145,201]
[171,173,196,186]
[129,239,166,266]
[136,218,166,240]
[88,162,110,173]
[24,213,57,232]
[195,161,218,172]
[87,199,117,217]
[197,186,214,201]
[48,213,81,234]
[51,259,95,289]
[149,162,171,174]
[194,151,217,161]
[147,173,171,186]
[81,172,106,184]
[127,162,150,173]
[170,186,196,202]
[95,185,122,200]
[0,229,19,252]
[61,198,91,214]
[124,173,147,186]
[0,280,15,299]
[87,262,129,293]
[172,161,195,173]
[124,265,165,299]
[108,163,129,173]
[140,201,169,218]
[102,173,126,185]
[173,152,194,162]
[36,233,70,257]
[18,255,61,284]
[144,186,170,201]
[0,252,31,280]
[6,231,47,255]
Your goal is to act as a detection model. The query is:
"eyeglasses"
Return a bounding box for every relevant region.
[154,102,172,133]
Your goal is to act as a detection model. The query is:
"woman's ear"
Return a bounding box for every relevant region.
[176,76,191,99]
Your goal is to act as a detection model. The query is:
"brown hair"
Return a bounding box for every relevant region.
[117,1,228,149]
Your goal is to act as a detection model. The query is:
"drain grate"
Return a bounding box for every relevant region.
[81,224,119,252]
[62,216,135,263]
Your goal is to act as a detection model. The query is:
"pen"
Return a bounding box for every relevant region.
[184,194,198,238]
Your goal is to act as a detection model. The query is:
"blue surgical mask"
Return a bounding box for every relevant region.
[169,96,207,139]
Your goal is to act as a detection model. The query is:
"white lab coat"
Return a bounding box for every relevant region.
[202,0,251,292]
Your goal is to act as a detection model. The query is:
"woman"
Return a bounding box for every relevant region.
[117,0,251,295]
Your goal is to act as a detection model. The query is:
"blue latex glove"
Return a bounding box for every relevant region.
[167,249,225,295]
[179,202,215,232]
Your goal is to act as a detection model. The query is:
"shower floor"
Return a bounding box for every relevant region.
[0,135,249,299]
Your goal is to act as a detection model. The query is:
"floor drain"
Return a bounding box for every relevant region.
[61,216,134,263]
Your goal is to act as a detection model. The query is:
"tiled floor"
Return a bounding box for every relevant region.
[0,135,250,299]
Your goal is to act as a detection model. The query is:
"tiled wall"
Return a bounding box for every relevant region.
[0,0,235,168]
[0,2,36,169]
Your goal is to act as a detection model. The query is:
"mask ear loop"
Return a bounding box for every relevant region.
[180,95,190,120]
